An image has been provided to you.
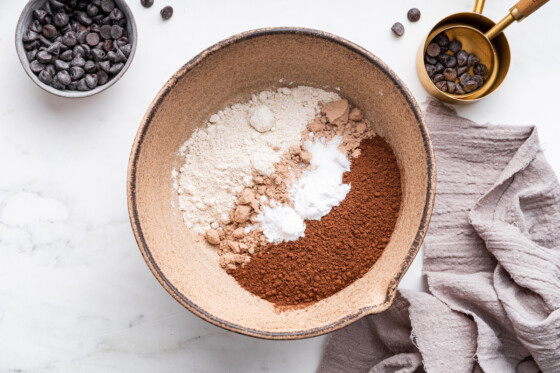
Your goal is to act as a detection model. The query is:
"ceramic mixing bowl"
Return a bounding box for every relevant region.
[127,28,435,339]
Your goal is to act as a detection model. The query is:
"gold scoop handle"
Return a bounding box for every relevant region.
[486,0,549,40]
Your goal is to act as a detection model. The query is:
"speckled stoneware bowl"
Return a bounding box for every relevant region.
[128,28,436,339]
[15,0,137,98]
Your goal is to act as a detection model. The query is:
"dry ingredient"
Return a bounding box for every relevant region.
[23,0,131,91]
[230,137,402,306]
[391,22,405,37]
[173,86,340,235]
[140,0,154,8]
[209,99,376,269]
[407,8,421,22]
[425,33,488,94]
[160,6,173,20]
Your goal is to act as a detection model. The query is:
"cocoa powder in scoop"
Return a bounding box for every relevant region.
[229,136,402,306]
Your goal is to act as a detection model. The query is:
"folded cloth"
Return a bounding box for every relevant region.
[318,100,560,373]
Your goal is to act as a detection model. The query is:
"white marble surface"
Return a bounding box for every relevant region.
[1,0,559,371]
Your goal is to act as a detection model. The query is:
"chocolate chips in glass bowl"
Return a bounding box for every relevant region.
[424,33,489,95]
[21,0,132,92]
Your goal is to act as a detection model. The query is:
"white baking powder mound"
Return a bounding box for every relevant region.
[173,86,340,234]
[256,136,351,243]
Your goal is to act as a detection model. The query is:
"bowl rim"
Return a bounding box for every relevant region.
[14,0,137,99]
[127,27,436,340]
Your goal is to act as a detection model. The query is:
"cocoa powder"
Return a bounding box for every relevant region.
[229,137,402,306]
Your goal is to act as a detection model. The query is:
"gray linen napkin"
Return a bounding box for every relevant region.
[318,100,560,373]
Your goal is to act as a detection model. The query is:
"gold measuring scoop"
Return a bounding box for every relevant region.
[417,0,550,104]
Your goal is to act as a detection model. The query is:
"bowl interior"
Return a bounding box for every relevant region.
[128,29,434,338]
[15,0,137,98]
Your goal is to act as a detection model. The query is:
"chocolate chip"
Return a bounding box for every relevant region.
[433,73,444,83]
[459,72,472,86]
[449,39,462,53]
[407,8,421,22]
[99,25,112,39]
[160,6,174,20]
[445,55,457,68]
[54,59,70,71]
[85,73,98,88]
[27,49,38,61]
[100,0,116,12]
[434,63,445,74]
[22,30,39,43]
[69,66,85,80]
[141,0,154,8]
[97,60,111,72]
[434,33,449,48]
[97,70,109,85]
[110,25,123,39]
[463,80,478,92]
[86,32,100,46]
[77,78,88,91]
[59,49,73,61]
[473,64,488,76]
[37,50,53,63]
[84,60,97,73]
[119,44,131,57]
[67,81,77,90]
[447,81,456,94]
[435,80,448,92]
[39,35,53,47]
[29,20,43,34]
[456,50,468,66]
[73,45,85,57]
[110,8,124,20]
[426,64,436,77]
[38,69,53,84]
[71,56,86,67]
[43,24,58,39]
[472,74,484,88]
[86,4,99,17]
[425,55,437,65]
[109,62,124,74]
[30,60,45,73]
[51,76,66,90]
[62,31,78,47]
[90,48,106,61]
[467,53,479,67]
[391,22,405,37]
[75,11,93,25]
[56,70,71,85]
[457,65,469,76]
[45,64,56,76]
[455,83,465,95]
[34,9,48,22]
[102,39,113,52]
[443,68,457,81]
[427,43,441,58]
[47,41,62,55]
[53,12,69,27]
[24,40,40,51]
[50,0,65,10]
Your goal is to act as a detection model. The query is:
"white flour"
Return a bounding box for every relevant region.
[173,86,340,234]
[256,136,351,243]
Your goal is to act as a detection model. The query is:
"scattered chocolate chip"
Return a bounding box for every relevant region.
[141,0,154,8]
[407,8,421,22]
[473,64,488,76]
[160,6,174,20]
